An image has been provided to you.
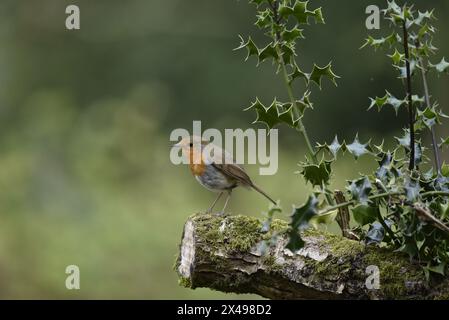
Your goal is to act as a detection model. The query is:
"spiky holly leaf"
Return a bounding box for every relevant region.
[388,49,405,65]
[246,98,300,129]
[352,205,379,226]
[414,10,436,26]
[440,137,449,148]
[348,176,372,205]
[281,26,305,42]
[309,63,339,88]
[295,90,314,114]
[368,91,407,114]
[396,60,417,78]
[258,43,279,65]
[430,58,449,74]
[255,9,273,29]
[382,0,402,16]
[281,1,325,25]
[346,135,371,159]
[280,42,296,65]
[286,195,318,251]
[395,131,423,165]
[405,178,420,202]
[417,107,441,129]
[300,160,332,187]
[329,136,342,158]
[235,36,259,61]
[360,33,400,50]
[289,64,309,84]
[249,0,269,7]
[441,163,449,178]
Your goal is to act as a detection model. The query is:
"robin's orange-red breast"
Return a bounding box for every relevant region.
[174,136,276,214]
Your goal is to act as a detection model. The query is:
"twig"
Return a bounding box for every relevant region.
[414,203,449,233]
[402,19,416,170]
[415,40,442,174]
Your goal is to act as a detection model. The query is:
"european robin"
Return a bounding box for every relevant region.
[174,136,276,214]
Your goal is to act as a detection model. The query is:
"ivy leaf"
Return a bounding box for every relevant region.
[430,58,449,74]
[286,196,319,251]
[348,176,372,205]
[245,98,300,129]
[300,160,332,187]
[424,262,446,277]
[309,63,339,88]
[346,134,371,159]
[366,221,387,245]
[352,205,379,226]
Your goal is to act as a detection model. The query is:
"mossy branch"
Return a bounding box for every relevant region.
[175,214,449,300]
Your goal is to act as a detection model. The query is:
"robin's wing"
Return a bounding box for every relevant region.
[212,162,253,188]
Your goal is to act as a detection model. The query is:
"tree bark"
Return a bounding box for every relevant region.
[175,214,449,300]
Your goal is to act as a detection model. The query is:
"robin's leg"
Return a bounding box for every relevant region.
[206,192,223,214]
[217,189,232,216]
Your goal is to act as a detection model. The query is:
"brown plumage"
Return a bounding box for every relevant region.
[175,136,276,214]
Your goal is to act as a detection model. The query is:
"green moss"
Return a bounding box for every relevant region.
[191,213,287,253]
[362,246,426,298]
[178,276,192,288]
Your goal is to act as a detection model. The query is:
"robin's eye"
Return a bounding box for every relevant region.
[189,143,193,148]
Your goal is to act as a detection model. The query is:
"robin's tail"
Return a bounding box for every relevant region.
[251,184,277,205]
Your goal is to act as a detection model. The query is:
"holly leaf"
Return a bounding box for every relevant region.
[308,63,339,88]
[348,176,372,205]
[346,134,371,159]
[255,9,272,29]
[417,107,440,130]
[286,196,319,251]
[395,131,422,165]
[388,49,405,65]
[440,137,449,148]
[368,91,407,114]
[245,98,300,129]
[405,178,420,202]
[235,36,259,61]
[300,160,332,187]
[282,26,305,42]
[352,205,379,226]
[430,58,449,74]
[329,136,342,158]
[258,43,279,65]
[286,1,325,25]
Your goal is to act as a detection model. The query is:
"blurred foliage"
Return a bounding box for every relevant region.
[0,0,448,298]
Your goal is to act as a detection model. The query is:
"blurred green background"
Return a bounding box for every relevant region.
[0,0,447,299]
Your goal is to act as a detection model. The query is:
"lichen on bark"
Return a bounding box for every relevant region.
[175,213,449,300]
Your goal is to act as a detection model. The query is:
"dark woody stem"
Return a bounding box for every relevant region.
[402,19,416,171]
